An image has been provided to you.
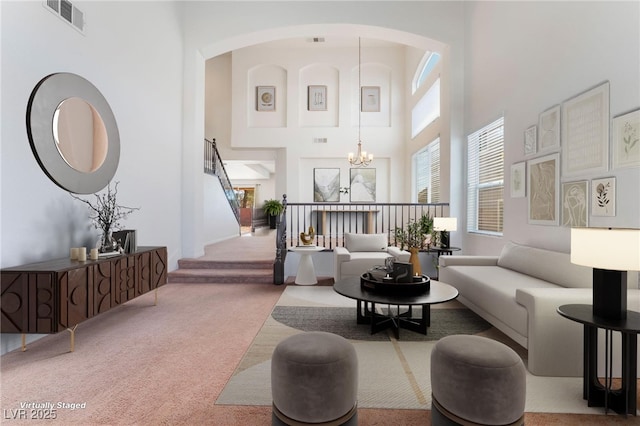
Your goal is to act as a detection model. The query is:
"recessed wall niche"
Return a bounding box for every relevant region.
[248,64,287,128]
[299,64,339,128]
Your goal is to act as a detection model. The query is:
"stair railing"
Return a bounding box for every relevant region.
[204,138,240,222]
[273,194,288,285]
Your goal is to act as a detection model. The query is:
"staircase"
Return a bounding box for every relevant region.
[168,231,277,284]
[168,258,273,284]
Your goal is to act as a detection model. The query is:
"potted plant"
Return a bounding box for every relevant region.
[394,212,434,275]
[263,199,284,229]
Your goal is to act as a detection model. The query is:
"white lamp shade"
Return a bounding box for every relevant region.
[571,228,640,271]
[434,217,457,232]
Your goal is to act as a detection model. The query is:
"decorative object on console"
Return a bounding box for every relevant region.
[348,37,374,167]
[112,229,137,254]
[299,226,315,246]
[433,217,457,249]
[26,72,120,194]
[570,227,640,320]
[71,181,139,253]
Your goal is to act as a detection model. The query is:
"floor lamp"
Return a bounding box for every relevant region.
[570,228,640,320]
[434,217,457,249]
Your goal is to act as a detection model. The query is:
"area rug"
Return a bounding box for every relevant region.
[216,286,604,414]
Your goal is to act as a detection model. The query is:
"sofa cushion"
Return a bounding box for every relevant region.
[341,252,392,277]
[442,265,558,338]
[344,233,387,252]
[497,241,592,289]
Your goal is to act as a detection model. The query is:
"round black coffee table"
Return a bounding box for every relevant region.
[333,276,458,339]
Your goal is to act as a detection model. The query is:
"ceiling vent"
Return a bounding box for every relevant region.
[44,0,85,34]
[309,37,325,43]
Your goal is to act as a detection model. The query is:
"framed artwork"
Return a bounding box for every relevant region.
[591,177,616,217]
[527,153,559,225]
[361,86,380,112]
[256,86,275,111]
[349,168,376,202]
[510,162,526,198]
[561,181,588,227]
[313,168,340,202]
[561,81,610,177]
[612,108,640,169]
[538,105,561,152]
[307,85,327,111]
[524,125,537,155]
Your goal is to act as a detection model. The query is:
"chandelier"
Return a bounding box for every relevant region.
[348,37,373,167]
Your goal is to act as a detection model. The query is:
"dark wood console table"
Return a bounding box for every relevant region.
[1,246,167,352]
[557,304,640,416]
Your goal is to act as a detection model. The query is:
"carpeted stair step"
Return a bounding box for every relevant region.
[168,268,272,284]
[177,259,273,270]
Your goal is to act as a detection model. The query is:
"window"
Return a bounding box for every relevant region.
[467,117,504,234]
[411,78,440,138]
[413,52,441,94]
[413,138,440,203]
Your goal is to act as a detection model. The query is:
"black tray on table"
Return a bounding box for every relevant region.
[360,273,430,295]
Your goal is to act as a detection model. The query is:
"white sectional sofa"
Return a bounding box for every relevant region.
[333,233,410,282]
[439,241,640,377]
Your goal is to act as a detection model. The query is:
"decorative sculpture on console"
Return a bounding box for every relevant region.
[299,226,316,246]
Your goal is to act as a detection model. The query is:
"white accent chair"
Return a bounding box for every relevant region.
[333,233,410,282]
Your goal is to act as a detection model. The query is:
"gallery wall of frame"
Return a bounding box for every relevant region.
[511,80,640,228]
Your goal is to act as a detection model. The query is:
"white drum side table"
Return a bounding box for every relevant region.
[289,246,325,285]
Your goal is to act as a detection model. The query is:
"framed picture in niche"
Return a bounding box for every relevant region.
[538,105,560,152]
[256,86,275,111]
[313,168,340,202]
[591,177,616,217]
[612,108,640,169]
[350,168,376,202]
[524,125,537,155]
[561,181,588,227]
[361,86,380,112]
[527,153,559,226]
[308,85,327,111]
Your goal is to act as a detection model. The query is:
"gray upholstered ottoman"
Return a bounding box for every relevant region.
[271,331,358,425]
[431,335,526,426]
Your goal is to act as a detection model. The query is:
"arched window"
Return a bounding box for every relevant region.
[412,52,441,94]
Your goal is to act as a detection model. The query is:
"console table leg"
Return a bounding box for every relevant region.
[154,288,158,306]
[21,333,26,352]
[67,325,78,352]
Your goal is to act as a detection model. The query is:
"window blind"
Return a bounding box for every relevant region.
[413,138,440,203]
[467,117,504,234]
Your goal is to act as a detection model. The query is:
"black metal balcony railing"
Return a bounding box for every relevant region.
[285,201,449,249]
[204,138,240,222]
[273,195,450,284]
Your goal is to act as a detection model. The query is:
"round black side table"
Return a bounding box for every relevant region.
[557,304,640,416]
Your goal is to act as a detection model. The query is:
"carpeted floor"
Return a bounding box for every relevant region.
[216,286,618,415]
[1,275,637,424]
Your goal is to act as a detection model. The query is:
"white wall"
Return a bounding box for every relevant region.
[203,174,240,244]
[462,1,640,255]
[0,1,184,353]
[181,1,466,256]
